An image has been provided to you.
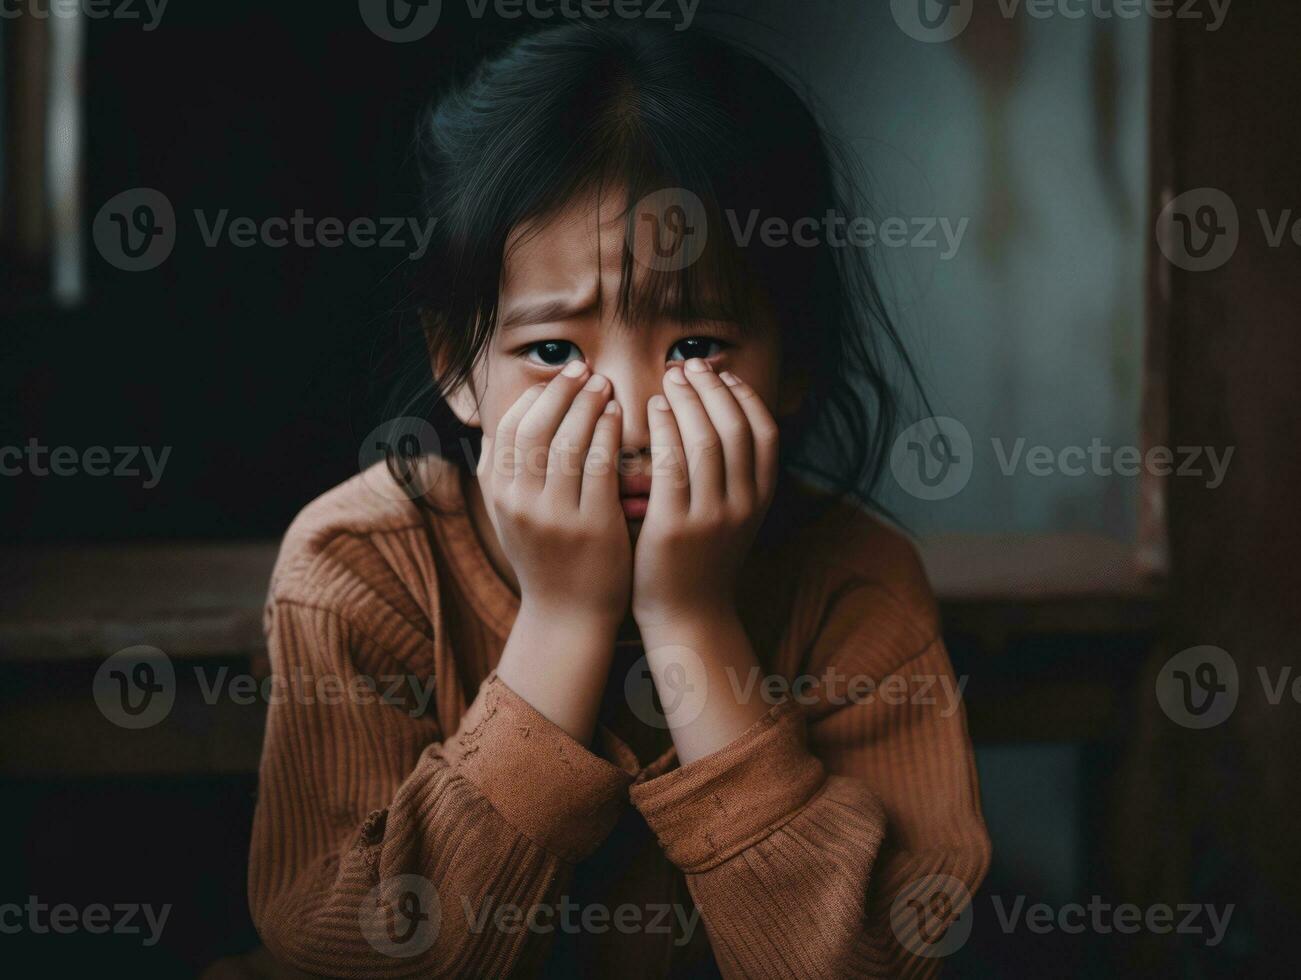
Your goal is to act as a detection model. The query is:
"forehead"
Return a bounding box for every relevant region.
[501,189,630,298]
[497,185,768,331]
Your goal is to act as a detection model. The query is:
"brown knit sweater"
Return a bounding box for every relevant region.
[248,457,990,978]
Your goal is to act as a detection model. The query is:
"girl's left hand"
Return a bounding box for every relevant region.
[631,358,780,630]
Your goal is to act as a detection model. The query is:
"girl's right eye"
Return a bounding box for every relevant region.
[522,340,583,367]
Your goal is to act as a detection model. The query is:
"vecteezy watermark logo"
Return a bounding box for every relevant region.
[359,875,441,958]
[990,895,1234,945]
[991,438,1234,489]
[890,874,974,958]
[624,646,708,730]
[0,897,172,947]
[724,664,968,715]
[630,187,709,273]
[93,188,438,270]
[1157,189,1301,272]
[361,0,699,39]
[891,0,973,43]
[1156,645,1238,730]
[463,895,701,945]
[1008,0,1232,30]
[0,440,172,488]
[1156,188,1240,272]
[894,0,1231,42]
[890,879,1235,952]
[1157,647,1301,728]
[93,188,176,272]
[93,647,441,729]
[93,646,177,730]
[359,417,443,501]
[891,416,974,501]
[726,210,968,259]
[0,0,171,31]
[358,0,442,42]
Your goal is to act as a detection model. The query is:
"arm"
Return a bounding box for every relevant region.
[631,624,990,978]
[249,364,635,976]
[249,598,639,977]
[630,360,990,976]
[477,361,629,745]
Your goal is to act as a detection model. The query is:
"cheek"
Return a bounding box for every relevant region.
[477,360,541,439]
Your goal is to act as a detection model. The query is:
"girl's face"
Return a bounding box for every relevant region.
[447,190,795,508]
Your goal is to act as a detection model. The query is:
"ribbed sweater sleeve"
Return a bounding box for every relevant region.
[628,583,991,978]
[247,596,639,978]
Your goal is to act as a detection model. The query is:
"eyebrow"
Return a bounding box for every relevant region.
[499,297,596,331]
[498,290,749,333]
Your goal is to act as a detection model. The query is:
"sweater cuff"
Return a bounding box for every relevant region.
[628,698,827,873]
[441,671,638,862]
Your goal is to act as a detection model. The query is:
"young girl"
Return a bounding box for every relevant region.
[248,21,989,979]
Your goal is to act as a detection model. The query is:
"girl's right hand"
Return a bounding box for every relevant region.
[476,361,631,629]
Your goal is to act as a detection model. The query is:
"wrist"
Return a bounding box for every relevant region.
[633,602,742,646]
[517,596,624,642]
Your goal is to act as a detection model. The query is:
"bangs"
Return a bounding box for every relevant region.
[497,133,775,341]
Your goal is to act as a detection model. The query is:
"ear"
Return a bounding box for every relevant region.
[422,310,481,429]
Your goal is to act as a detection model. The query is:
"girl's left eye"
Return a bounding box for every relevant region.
[522,341,583,367]
[667,337,725,362]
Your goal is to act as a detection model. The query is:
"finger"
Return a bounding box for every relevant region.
[547,373,611,506]
[514,360,591,492]
[490,383,545,485]
[683,357,754,506]
[662,363,724,510]
[646,392,689,518]
[720,370,780,504]
[582,399,622,515]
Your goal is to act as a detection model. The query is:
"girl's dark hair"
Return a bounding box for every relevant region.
[396,19,924,518]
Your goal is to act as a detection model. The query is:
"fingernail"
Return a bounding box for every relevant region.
[685,358,710,373]
[720,371,740,386]
[666,366,689,385]
[603,399,619,414]
[583,373,607,391]
[650,394,671,412]
[562,360,588,378]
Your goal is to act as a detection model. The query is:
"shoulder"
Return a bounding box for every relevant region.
[267,457,457,637]
[761,478,942,657]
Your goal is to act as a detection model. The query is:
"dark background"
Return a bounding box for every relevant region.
[3,2,524,542]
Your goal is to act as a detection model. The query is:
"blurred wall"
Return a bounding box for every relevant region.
[720,1,1150,537]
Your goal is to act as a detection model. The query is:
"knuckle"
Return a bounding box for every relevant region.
[728,491,755,516]
[694,438,724,461]
[498,446,523,478]
[499,495,527,523]
[584,445,615,477]
[548,437,574,461]
[652,452,688,484]
[524,444,550,477]
[516,420,547,444]
[691,504,722,526]
[713,417,747,440]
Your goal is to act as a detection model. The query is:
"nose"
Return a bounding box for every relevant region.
[595,361,656,460]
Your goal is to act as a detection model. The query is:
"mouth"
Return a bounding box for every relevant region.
[619,474,652,520]
[619,496,649,520]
